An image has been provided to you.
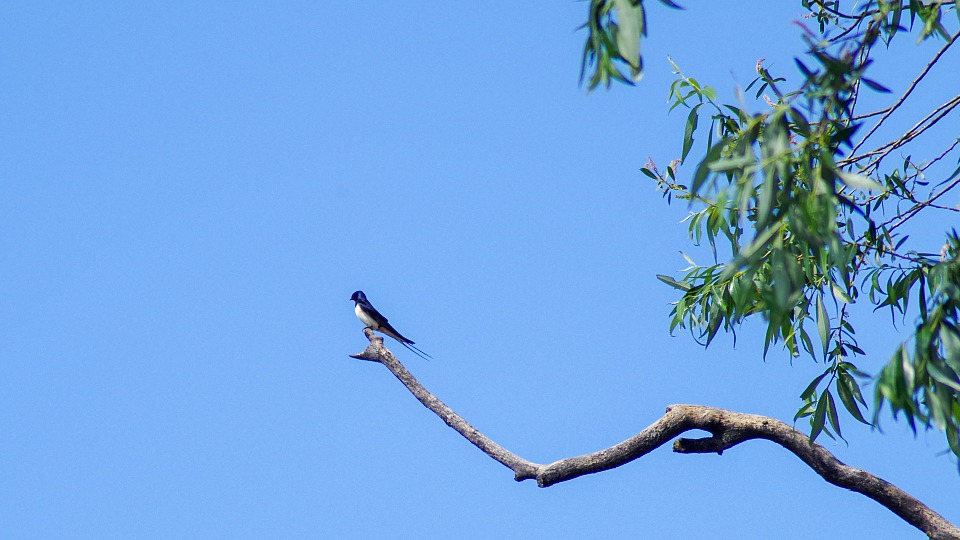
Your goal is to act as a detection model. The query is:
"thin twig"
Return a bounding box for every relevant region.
[844,95,960,170]
[849,31,960,157]
[886,174,960,233]
[921,138,960,173]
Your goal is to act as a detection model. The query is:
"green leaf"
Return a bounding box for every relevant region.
[810,390,828,443]
[927,361,960,393]
[901,346,916,391]
[709,154,755,172]
[691,139,727,194]
[794,400,816,421]
[788,107,811,138]
[837,373,870,424]
[824,389,844,440]
[730,224,779,269]
[831,282,853,304]
[613,0,644,80]
[656,274,691,291]
[838,171,885,191]
[943,327,960,373]
[947,423,960,458]
[795,58,814,77]
[840,361,870,382]
[861,77,892,93]
[816,294,829,358]
[926,386,949,430]
[656,0,684,9]
[755,169,776,231]
[801,371,829,400]
[681,104,700,162]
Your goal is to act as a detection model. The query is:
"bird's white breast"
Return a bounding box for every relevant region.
[355,303,379,329]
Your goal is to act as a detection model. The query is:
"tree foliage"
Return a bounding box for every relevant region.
[583,0,960,458]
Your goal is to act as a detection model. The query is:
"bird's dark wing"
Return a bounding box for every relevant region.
[362,300,391,327]
[378,320,412,344]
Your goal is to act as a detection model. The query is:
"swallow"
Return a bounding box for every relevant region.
[350,290,431,360]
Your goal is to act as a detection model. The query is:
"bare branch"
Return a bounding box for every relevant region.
[886,172,960,233]
[844,94,960,171]
[922,137,960,173]
[350,328,539,479]
[349,331,960,539]
[850,31,960,156]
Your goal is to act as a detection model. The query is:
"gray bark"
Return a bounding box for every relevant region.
[351,329,960,540]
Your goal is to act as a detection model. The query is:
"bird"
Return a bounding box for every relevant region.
[350,290,431,360]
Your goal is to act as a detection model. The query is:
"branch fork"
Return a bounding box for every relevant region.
[350,330,959,540]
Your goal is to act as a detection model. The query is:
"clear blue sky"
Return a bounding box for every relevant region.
[2,2,957,539]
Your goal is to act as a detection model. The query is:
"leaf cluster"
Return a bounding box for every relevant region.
[874,234,960,456]
[579,0,682,90]
[602,1,960,455]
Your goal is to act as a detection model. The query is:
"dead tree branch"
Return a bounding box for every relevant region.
[350,329,960,540]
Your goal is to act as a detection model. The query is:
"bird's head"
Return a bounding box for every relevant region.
[350,291,366,303]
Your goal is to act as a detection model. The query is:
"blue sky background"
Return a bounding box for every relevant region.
[2,2,958,538]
